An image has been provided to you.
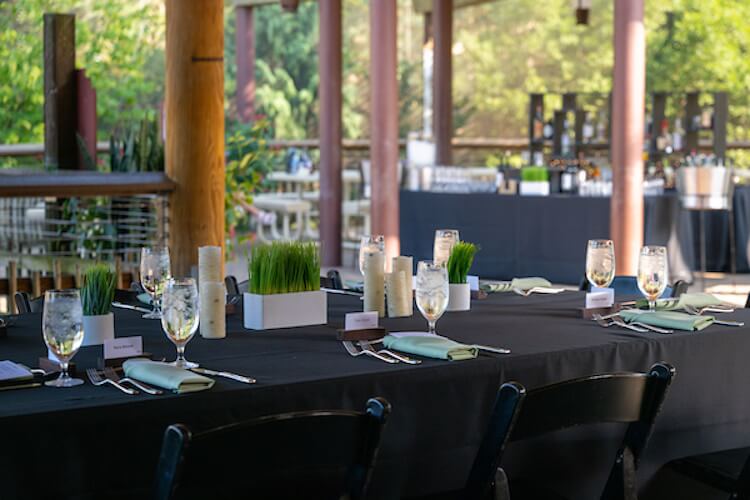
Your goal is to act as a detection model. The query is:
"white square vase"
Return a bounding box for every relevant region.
[82,312,115,346]
[447,283,471,312]
[519,181,550,196]
[243,290,327,330]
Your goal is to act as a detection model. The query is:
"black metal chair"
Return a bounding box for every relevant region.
[661,446,750,499]
[153,397,391,500]
[463,362,676,500]
[14,291,43,314]
[580,275,687,299]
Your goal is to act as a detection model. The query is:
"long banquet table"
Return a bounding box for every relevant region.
[2,292,750,499]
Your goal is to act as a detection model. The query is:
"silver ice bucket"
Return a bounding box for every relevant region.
[676,166,734,211]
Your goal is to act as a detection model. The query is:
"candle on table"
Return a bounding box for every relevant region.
[363,251,385,318]
[198,246,222,284]
[386,270,410,318]
[199,281,226,339]
[391,256,413,316]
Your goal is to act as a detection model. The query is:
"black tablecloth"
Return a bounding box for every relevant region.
[2,293,750,499]
[400,188,750,284]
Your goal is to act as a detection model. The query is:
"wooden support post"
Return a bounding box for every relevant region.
[44,13,77,170]
[75,69,97,169]
[53,259,63,290]
[114,257,123,289]
[713,92,728,162]
[32,271,42,298]
[319,0,343,266]
[529,93,544,160]
[433,0,453,165]
[74,263,82,289]
[166,0,225,277]
[8,261,17,314]
[610,0,646,274]
[370,0,400,263]
[553,110,565,157]
[685,92,700,154]
[236,5,255,123]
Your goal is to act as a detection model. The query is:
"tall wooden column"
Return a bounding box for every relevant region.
[166,0,225,277]
[610,0,645,274]
[370,0,400,263]
[236,5,255,122]
[319,0,343,266]
[433,0,452,165]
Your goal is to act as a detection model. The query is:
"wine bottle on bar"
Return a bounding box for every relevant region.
[582,112,594,144]
[672,118,684,152]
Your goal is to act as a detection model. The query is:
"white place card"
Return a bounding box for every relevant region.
[345,311,379,331]
[104,336,143,360]
[467,275,480,292]
[586,289,615,309]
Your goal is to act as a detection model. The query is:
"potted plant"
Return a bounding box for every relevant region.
[519,166,550,196]
[81,264,117,346]
[447,242,478,312]
[243,242,326,330]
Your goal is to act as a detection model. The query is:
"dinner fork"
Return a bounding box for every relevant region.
[592,314,648,333]
[611,315,673,334]
[342,341,399,363]
[362,340,421,364]
[683,306,744,327]
[103,367,162,395]
[86,368,138,395]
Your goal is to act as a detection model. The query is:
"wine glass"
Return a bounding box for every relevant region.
[585,239,615,290]
[161,278,200,369]
[637,246,668,311]
[416,261,449,335]
[42,290,84,388]
[433,229,459,267]
[359,235,385,276]
[140,246,171,319]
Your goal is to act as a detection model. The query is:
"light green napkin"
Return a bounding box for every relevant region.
[123,359,215,393]
[620,309,714,331]
[137,293,153,306]
[383,333,478,361]
[480,277,552,293]
[637,293,725,311]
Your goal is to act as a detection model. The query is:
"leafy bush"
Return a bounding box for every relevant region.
[447,242,479,284]
[81,264,116,316]
[248,242,320,295]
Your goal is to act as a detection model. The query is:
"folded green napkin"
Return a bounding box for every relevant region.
[123,359,215,393]
[637,293,725,311]
[620,309,714,331]
[383,333,478,361]
[480,277,552,293]
[137,293,153,306]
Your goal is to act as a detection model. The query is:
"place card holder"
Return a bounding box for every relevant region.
[580,303,623,320]
[38,357,77,376]
[336,327,387,342]
[471,290,488,300]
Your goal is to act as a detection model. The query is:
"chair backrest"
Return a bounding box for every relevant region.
[224,275,240,296]
[580,275,683,298]
[14,291,43,314]
[464,363,675,499]
[153,397,391,500]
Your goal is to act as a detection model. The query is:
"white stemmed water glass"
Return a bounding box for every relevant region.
[140,246,171,319]
[161,278,200,369]
[585,239,615,289]
[416,260,449,335]
[359,235,385,276]
[433,229,459,267]
[637,246,668,311]
[43,290,85,388]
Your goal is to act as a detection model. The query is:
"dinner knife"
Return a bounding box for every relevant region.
[191,367,256,384]
[112,302,152,314]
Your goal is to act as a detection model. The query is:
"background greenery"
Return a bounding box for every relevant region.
[1,0,748,159]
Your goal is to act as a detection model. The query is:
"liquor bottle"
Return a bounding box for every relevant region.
[582,113,594,144]
[672,118,684,152]
[596,111,607,142]
[561,118,572,156]
[543,120,554,140]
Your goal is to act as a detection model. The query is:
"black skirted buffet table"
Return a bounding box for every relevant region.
[2,292,750,499]
[400,187,750,284]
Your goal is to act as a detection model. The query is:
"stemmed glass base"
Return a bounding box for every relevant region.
[45,373,83,388]
[170,358,199,369]
[142,310,162,320]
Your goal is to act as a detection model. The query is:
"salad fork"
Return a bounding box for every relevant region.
[103,367,163,395]
[86,368,138,395]
[342,341,398,363]
[592,314,648,333]
[683,306,744,327]
[363,340,421,364]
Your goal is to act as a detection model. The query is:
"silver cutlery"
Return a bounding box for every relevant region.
[592,314,649,333]
[684,305,738,316]
[512,287,565,297]
[342,340,398,363]
[472,344,512,355]
[682,306,745,327]
[364,340,421,364]
[190,367,256,384]
[86,368,138,395]
[611,316,673,334]
[111,302,152,314]
[103,367,163,395]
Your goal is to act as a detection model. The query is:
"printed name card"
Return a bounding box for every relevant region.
[345,311,379,331]
[104,336,143,360]
[467,275,480,292]
[585,288,615,309]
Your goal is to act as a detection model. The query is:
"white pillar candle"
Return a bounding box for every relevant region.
[199,281,226,339]
[198,246,223,284]
[386,270,410,318]
[363,251,385,318]
[391,256,413,316]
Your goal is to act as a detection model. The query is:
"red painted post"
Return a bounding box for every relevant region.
[236,5,255,123]
[610,0,645,274]
[370,0,400,264]
[433,0,452,165]
[319,0,343,266]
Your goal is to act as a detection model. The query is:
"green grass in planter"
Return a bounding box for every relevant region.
[81,264,116,316]
[447,242,479,284]
[248,242,320,295]
[520,166,549,182]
